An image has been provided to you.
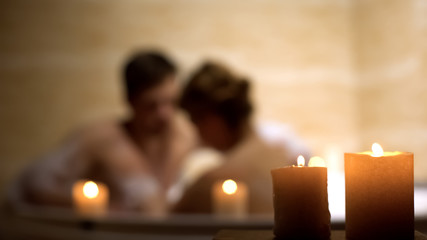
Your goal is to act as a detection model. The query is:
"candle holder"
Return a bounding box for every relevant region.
[72,180,109,217]
[212,179,248,219]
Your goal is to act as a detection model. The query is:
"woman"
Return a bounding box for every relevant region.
[174,62,309,214]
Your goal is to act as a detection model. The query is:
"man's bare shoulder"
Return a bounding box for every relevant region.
[70,119,127,147]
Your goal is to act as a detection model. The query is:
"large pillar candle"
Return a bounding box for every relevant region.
[72,180,109,217]
[345,143,414,240]
[271,156,331,240]
[212,179,248,219]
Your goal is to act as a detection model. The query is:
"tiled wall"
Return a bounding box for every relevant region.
[0,0,426,194]
[355,0,427,181]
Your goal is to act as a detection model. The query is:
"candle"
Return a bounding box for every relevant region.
[72,180,109,217]
[271,156,331,240]
[212,179,248,219]
[345,143,414,240]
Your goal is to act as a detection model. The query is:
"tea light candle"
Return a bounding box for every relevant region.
[72,180,109,217]
[271,156,331,240]
[212,179,248,219]
[345,143,414,240]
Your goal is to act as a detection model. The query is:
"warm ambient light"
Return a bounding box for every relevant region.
[371,143,384,157]
[308,156,326,167]
[297,155,305,167]
[83,181,99,199]
[222,179,238,195]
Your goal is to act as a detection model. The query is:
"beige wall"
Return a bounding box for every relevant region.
[0,0,426,195]
[355,0,427,181]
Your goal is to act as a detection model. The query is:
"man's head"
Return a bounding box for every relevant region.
[124,51,178,133]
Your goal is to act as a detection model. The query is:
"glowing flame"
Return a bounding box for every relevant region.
[222,179,237,195]
[308,156,326,167]
[83,181,99,199]
[297,155,305,167]
[371,143,384,157]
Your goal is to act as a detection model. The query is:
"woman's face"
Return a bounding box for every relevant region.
[190,112,234,151]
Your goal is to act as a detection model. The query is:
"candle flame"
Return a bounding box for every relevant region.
[371,143,384,157]
[222,179,237,195]
[308,156,326,167]
[83,181,99,199]
[297,155,305,167]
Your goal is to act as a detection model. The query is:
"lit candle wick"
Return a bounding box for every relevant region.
[83,181,99,199]
[308,156,326,167]
[222,179,238,195]
[297,155,305,167]
[371,143,384,157]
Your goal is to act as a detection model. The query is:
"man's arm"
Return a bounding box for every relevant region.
[7,128,94,208]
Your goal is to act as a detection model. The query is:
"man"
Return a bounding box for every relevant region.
[9,51,195,214]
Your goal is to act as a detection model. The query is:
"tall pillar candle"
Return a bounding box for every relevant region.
[271,156,331,240]
[345,143,414,240]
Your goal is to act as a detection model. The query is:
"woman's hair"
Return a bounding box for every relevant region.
[181,62,253,129]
